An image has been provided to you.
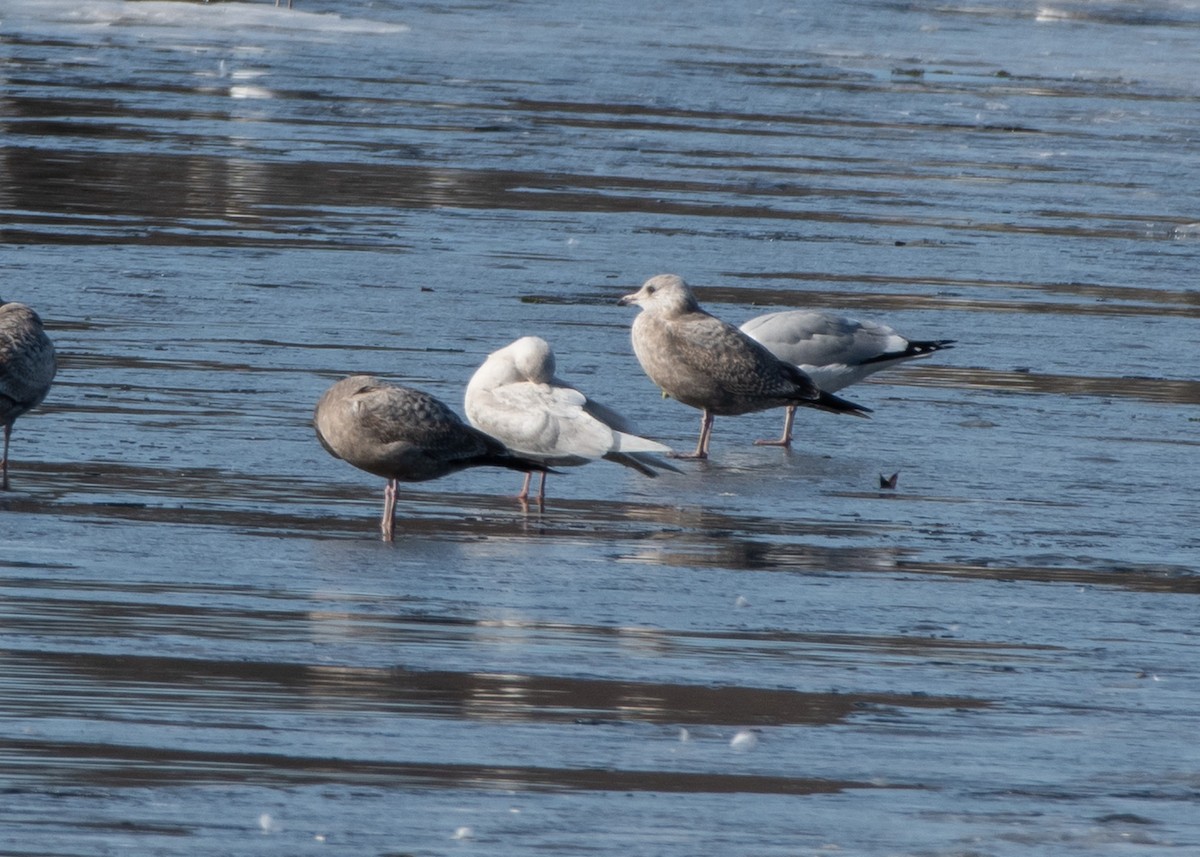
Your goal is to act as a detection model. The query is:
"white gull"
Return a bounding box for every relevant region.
[464,335,677,503]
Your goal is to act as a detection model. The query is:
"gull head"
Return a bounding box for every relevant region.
[618,274,700,316]
[504,335,556,384]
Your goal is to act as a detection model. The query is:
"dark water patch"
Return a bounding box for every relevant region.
[2,737,884,795]
[4,147,1184,249]
[0,559,76,572]
[619,531,1200,593]
[0,587,1051,660]
[897,366,1200,405]
[504,95,1045,145]
[508,95,1018,136]
[617,538,913,576]
[893,558,1200,595]
[1,489,431,539]
[726,271,1200,310]
[59,343,465,375]
[1017,4,1200,28]
[0,649,988,726]
[672,148,1079,184]
[685,56,1200,102]
[5,460,367,511]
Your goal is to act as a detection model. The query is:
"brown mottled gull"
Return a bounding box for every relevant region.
[618,274,869,459]
[741,309,954,447]
[314,375,552,540]
[0,299,57,490]
[464,336,678,504]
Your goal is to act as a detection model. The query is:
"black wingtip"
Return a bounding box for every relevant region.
[908,339,956,356]
[859,339,955,366]
[814,389,872,418]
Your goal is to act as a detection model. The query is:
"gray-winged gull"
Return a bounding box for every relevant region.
[464,335,678,504]
[0,299,57,490]
[741,309,954,447]
[314,375,552,540]
[618,274,870,459]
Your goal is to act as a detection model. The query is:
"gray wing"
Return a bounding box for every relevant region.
[468,380,611,460]
[742,310,907,368]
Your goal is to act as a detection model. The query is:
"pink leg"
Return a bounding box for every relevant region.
[536,471,548,506]
[380,479,397,541]
[517,472,533,501]
[672,410,713,460]
[754,406,796,448]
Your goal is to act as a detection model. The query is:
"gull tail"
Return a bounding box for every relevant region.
[809,389,872,418]
[505,454,560,474]
[607,430,681,475]
[474,450,560,475]
[604,450,684,477]
[610,431,673,456]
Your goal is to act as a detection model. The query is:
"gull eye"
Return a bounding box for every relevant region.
[645,285,656,295]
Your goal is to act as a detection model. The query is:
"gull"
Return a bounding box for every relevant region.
[464,335,678,504]
[618,274,869,459]
[314,375,552,540]
[741,309,954,447]
[0,299,57,490]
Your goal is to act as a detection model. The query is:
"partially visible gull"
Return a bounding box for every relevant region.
[314,375,551,540]
[618,274,870,459]
[465,335,677,504]
[741,309,954,447]
[0,299,57,490]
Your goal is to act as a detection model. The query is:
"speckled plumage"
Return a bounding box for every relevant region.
[464,336,676,502]
[314,375,550,539]
[741,309,954,446]
[0,300,57,490]
[618,274,869,459]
